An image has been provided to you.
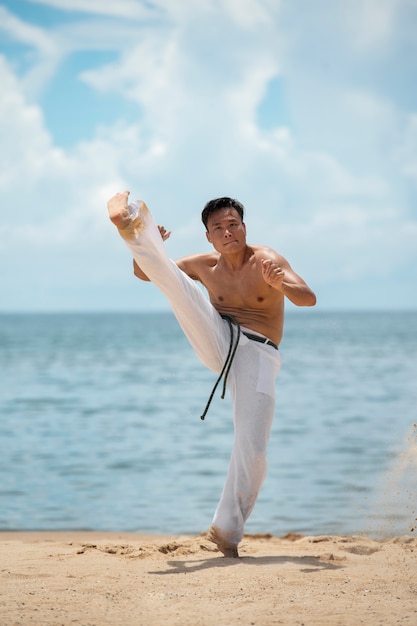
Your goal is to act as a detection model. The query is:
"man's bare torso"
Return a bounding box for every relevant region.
[177,245,285,345]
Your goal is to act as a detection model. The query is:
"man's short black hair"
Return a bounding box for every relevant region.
[201,197,245,230]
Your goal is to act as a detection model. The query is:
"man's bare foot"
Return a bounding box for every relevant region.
[107,190,132,229]
[206,525,239,558]
[220,545,239,558]
[107,191,146,240]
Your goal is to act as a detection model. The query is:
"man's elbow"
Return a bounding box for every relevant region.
[297,290,316,307]
[306,292,317,307]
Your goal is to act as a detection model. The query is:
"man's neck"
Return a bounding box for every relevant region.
[219,245,252,271]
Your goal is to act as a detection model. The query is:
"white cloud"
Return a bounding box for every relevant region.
[0,6,63,97]
[343,0,397,51]
[0,0,416,310]
[395,114,417,184]
[222,0,282,28]
[0,57,59,193]
[25,0,158,19]
[0,5,53,51]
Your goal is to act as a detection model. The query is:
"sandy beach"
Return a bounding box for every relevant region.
[0,531,415,625]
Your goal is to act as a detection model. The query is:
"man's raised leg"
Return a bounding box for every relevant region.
[107,191,228,374]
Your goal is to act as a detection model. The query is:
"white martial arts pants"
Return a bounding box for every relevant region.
[119,201,281,547]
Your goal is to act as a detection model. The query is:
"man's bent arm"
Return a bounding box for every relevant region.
[261,257,316,307]
[280,280,316,307]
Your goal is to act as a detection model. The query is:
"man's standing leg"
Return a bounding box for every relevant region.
[207,340,281,556]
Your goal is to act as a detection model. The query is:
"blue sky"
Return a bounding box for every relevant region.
[1,0,416,312]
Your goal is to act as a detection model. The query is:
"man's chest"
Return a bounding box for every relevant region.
[204,266,271,306]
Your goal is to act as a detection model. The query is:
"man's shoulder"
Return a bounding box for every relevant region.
[252,244,283,260]
[175,252,219,280]
[177,251,218,266]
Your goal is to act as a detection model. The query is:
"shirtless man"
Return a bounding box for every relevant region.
[107,191,316,557]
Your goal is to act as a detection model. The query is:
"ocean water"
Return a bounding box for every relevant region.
[1,311,416,538]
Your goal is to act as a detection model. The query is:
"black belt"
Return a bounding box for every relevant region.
[242,331,278,350]
[200,315,240,421]
[200,316,278,421]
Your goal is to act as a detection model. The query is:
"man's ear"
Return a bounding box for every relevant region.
[206,230,212,244]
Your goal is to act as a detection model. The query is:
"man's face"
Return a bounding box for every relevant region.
[205,208,246,253]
